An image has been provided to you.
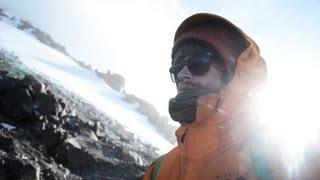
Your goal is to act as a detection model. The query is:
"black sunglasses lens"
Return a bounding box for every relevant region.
[169,53,214,82]
[187,54,211,75]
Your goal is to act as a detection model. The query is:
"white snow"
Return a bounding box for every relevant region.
[66,137,82,149]
[0,20,173,153]
[1,123,16,130]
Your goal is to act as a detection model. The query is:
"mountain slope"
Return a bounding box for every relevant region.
[0,8,174,179]
[0,8,173,153]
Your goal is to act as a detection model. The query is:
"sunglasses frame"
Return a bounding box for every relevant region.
[169,52,215,83]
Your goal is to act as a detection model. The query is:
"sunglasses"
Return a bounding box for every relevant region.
[169,52,219,82]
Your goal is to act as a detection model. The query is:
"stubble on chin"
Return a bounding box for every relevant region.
[177,81,205,93]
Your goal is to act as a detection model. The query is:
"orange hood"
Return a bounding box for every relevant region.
[174,13,267,158]
[143,13,274,180]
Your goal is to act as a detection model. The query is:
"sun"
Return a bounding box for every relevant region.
[255,60,320,175]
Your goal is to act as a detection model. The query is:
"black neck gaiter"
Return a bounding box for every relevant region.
[169,89,212,123]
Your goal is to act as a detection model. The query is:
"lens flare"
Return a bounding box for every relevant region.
[255,61,320,176]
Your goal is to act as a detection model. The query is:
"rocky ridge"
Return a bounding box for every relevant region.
[0,49,158,179]
[0,8,176,145]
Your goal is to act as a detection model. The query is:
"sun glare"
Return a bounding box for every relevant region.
[256,60,320,175]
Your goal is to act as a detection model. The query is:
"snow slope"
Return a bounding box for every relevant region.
[0,20,173,153]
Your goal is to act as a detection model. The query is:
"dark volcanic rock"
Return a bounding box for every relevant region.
[2,88,34,121]
[0,129,80,180]
[0,150,40,180]
[0,71,20,95]
[0,50,158,179]
[35,91,59,116]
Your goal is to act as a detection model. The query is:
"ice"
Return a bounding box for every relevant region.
[0,123,16,130]
[0,20,173,153]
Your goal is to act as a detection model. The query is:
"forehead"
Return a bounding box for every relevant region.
[172,40,212,63]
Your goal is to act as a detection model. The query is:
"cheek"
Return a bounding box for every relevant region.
[203,79,219,89]
[195,71,224,91]
[192,76,215,89]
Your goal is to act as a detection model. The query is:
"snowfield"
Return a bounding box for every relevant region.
[0,20,173,153]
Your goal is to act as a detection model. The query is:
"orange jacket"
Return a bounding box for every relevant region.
[144,33,289,179]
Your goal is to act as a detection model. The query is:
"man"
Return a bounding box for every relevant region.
[144,13,287,180]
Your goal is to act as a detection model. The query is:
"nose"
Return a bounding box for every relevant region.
[177,65,192,82]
